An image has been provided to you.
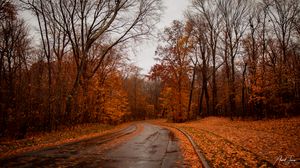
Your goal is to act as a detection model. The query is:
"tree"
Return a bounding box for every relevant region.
[149,20,192,122]
[191,0,223,116]
[0,1,31,137]
[187,15,211,117]
[124,65,147,120]
[218,0,250,118]
[100,71,130,124]
[264,0,300,115]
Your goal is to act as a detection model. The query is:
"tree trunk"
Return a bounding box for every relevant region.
[188,67,196,120]
[205,84,209,116]
[199,85,204,116]
[242,63,247,117]
[212,53,217,116]
[230,55,236,119]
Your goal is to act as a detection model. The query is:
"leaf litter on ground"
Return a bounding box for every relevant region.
[0,122,134,158]
[151,117,300,168]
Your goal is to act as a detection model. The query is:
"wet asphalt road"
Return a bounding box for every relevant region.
[0,123,183,168]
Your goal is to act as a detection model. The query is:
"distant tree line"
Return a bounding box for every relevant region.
[148,0,300,122]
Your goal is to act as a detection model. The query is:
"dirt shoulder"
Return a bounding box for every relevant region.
[0,122,134,158]
[151,117,300,168]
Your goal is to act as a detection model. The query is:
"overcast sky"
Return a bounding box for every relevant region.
[134,0,190,74]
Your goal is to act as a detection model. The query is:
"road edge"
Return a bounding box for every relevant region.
[150,121,211,168]
[175,127,211,168]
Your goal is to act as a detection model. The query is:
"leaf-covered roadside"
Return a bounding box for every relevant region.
[152,117,300,168]
[157,124,202,168]
[0,122,133,158]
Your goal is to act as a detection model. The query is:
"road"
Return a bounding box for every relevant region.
[0,123,183,168]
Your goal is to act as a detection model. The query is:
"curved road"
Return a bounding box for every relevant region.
[0,123,183,168]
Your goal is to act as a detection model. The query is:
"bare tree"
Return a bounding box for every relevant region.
[20,0,70,131]
[218,0,250,118]
[190,0,222,116]
[265,0,300,107]
[265,0,299,64]
[241,2,264,117]
[0,1,31,137]
[186,15,210,116]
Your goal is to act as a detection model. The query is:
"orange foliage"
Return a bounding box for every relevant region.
[90,71,130,124]
[150,20,192,122]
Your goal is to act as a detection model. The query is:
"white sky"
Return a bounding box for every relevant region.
[134,0,190,75]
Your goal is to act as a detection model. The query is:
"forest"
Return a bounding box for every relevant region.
[0,0,299,139]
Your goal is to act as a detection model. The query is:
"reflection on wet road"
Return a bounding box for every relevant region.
[0,123,183,168]
[99,123,183,167]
